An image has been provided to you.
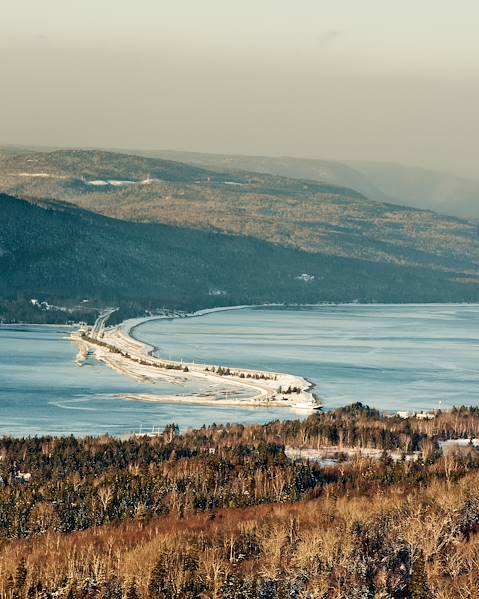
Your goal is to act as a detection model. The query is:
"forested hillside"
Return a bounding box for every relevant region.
[150,149,479,220]
[2,150,479,280]
[2,192,479,322]
[0,405,479,597]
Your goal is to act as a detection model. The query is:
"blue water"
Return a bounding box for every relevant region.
[137,304,479,413]
[1,305,478,436]
[0,325,294,436]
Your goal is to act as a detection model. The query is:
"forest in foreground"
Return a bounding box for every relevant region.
[2,404,479,598]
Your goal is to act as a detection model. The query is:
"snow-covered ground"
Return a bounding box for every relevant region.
[286,446,420,465]
[84,177,163,187]
[14,172,68,179]
[71,306,321,411]
[85,179,136,186]
[439,438,479,452]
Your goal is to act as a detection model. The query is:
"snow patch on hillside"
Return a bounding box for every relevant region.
[15,173,68,179]
[84,177,163,187]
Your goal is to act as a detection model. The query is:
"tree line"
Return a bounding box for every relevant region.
[0,405,479,597]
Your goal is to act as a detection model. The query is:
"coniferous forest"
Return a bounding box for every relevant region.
[1,405,479,598]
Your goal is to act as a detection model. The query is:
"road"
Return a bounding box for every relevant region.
[90,308,118,339]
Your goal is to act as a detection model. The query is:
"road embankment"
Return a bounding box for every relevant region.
[71,306,321,412]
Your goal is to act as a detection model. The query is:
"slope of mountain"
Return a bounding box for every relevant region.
[2,193,479,324]
[146,150,479,220]
[0,149,225,184]
[2,150,479,283]
[147,149,389,202]
[3,146,478,219]
[348,161,479,220]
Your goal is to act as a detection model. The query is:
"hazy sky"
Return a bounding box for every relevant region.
[2,0,478,177]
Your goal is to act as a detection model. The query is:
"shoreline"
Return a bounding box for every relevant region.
[123,300,479,359]
[71,305,321,412]
[3,301,479,328]
[126,304,275,354]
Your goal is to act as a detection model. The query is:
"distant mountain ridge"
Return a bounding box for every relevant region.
[2,192,479,325]
[1,149,479,279]
[0,149,222,184]
[144,149,479,220]
[3,145,478,219]
[2,148,479,323]
[348,160,479,220]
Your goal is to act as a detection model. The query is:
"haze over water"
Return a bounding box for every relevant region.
[1,304,478,436]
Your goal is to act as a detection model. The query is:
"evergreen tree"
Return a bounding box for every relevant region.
[411,551,431,599]
[124,578,140,599]
[148,558,166,598]
[14,558,28,590]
